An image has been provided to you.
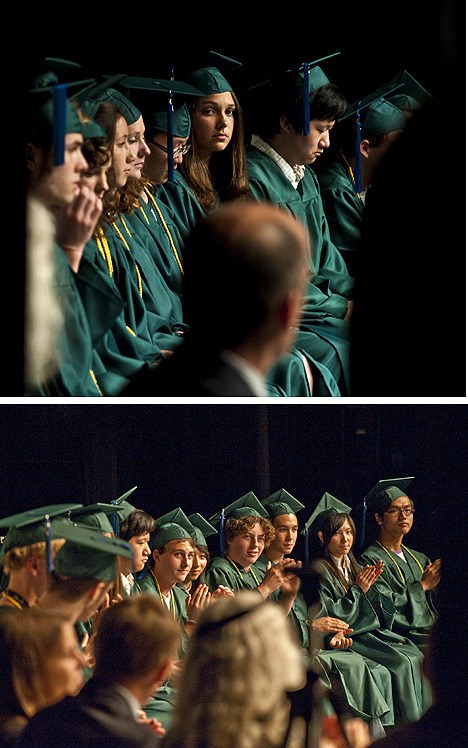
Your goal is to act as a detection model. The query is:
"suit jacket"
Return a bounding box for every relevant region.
[19,677,161,747]
[122,339,258,397]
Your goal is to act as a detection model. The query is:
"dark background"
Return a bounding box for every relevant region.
[0,403,465,563]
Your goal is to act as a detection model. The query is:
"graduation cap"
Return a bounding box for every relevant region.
[356,476,414,551]
[30,57,83,88]
[261,489,305,519]
[76,77,142,125]
[53,521,133,582]
[248,52,340,136]
[187,513,218,547]
[338,81,406,193]
[151,507,195,549]
[209,492,268,555]
[68,503,118,534]
[110,486,139,532]
[384,70,432,112]
[0,504,84,571]
[28,80,90,166]
[118,76,205,182]
[175,50,242,95]
[301,493,352,566]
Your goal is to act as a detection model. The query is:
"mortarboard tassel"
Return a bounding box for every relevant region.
[353,106,362,194]
[53,83,67,166]
[219,509,225,556]
[45,514,53,573]
[167,66,175,183]
[304,527,309,567]
[302,63,310,136]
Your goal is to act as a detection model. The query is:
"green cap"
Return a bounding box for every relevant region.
[118,76,204,138]
[261,489,305,518]
[81,118,107,139]
[68,504,118,534]
[30,57,82,88]
[0,504,83,556]
[53,522,133,581]
[151,507,195,549]
[77,78,142,125]
[110,486,139,525]
[385,70,432,112]
[187,513,217,546]
[364,477,414,513]
[339,81,407,136]
[302,493,352,534]
[209,492,268,528]
[177,50,242,94]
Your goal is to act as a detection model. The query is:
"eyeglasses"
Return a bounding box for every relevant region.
[152,142,191,157]
[384,507,414,517]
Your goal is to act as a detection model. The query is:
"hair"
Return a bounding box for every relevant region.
[90,100,126,223]
[119,509,156,541]
[93,594,180,682]
[246,79,348,140]
[225,515,276,547]
[0,606,81,718]
[46,569,106,599]
[309,512,362,587]
[179,91,251,212]
[162,591,305,748]
[2,539,65,575]
[181,201,309,348]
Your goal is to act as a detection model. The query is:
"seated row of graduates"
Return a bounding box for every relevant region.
[26,51,430,397]
[0,478,439,740]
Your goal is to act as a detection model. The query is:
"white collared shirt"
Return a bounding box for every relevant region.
[220,349,268,396]
[330,552,352,582]
[251,134,305,189]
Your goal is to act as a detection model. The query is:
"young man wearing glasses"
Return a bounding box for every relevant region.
[359,478,441,651]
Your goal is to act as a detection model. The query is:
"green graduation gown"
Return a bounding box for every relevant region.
[32,245,121,396]
[205,555,265,593]
[246,145,354,394]
[254,555,394,726]
[359,541,438,651]
[314,558,432,724]
[315,160,365,278]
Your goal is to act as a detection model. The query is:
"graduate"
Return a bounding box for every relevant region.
[244,54,354,395]
[205,492,300,612]
[257,490,392,738]
[0,504,83,610]
[315,82,408,277]
[307,492,432,725]
[359,477,440,651]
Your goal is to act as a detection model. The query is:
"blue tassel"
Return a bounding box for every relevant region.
[302,63,310,135]
[354,107,362,194]
[220,509,225,556]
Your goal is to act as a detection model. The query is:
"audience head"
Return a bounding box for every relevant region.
[163,590,305,748]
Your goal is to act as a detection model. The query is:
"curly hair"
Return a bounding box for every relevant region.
[224,515,276,548]
[162,591,305,748]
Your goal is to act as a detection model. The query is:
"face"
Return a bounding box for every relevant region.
[325,517,354,559]
[271,513,298,557]
[378,496,414,538]
[145,134,189,184]
[32,133,88,209]
[128,532,151,572]
[154,539,194,585]
[186,546,208,583]
[283,118,335,167]
[111,115,135,189]
[191,93,236,158]
[127,116,151,179]
[81,158,112,199]
[43,623,86,703]
[227,522,266,569]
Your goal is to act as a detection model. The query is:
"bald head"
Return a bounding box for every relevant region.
[182,200,311,349]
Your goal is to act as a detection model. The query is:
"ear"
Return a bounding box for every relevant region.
[279,115,291,133]
[26,142,41,174]
[25,555,40,576]
[318,531,325,545]
[374,512,382,525]
[153,655,174,690]
[360,139,371,158]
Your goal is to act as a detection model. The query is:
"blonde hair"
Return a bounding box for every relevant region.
[164,591,305,748]
[2,539,65,574]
